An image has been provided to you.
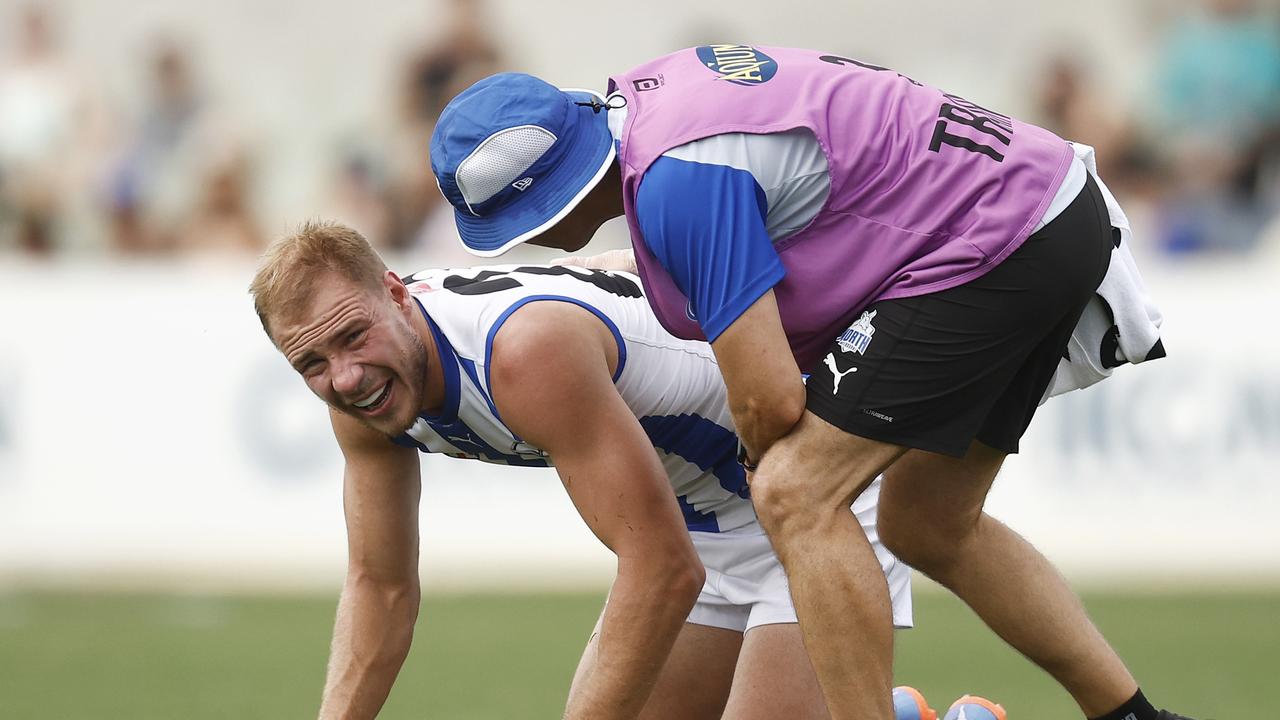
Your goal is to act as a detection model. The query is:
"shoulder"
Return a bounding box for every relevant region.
[636,129,824,207]
[489,300,619,386]
[662,129,822,171]
[488,301,622,441]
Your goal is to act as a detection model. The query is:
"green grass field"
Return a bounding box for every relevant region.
[0,587,1271,718]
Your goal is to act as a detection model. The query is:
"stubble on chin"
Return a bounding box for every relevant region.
[387,326,432,438]
[350,407,418,439]
[386,404,420,437]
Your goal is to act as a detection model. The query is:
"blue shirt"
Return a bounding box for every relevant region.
[610,103,830,341]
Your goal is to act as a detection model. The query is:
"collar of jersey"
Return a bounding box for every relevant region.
[413,297,462,425]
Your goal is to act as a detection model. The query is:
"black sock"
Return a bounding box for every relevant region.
[1088,689,1158,720]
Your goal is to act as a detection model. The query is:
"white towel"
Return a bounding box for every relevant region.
[1044,143,1166,401]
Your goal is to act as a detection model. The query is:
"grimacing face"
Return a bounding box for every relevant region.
[272,270,430,437]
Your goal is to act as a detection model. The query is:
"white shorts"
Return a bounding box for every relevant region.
[685,478,913,633]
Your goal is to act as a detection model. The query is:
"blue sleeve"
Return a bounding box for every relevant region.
[635,155,786,342]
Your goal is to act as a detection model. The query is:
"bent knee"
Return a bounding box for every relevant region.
[878,512,977,578]
[750,463,872,538]
[748,467,813,534]
[749,411,897,537]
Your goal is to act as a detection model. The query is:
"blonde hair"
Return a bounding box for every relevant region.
[249,221,389,340]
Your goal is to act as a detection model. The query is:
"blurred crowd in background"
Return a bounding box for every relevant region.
[1,0,1279,261]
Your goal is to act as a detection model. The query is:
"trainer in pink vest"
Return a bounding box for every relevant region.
[608,45,1074,370]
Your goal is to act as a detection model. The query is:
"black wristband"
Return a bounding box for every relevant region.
[736,441,759,472]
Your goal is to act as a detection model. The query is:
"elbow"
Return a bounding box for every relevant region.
[385,581,422,634]
[657,550,706,608]
[390,582,422,632]
[349,567,421,629]
[676,561,706,605]
[621,545,704,607]
[737,383,806,436]
[376,578,421,657]
[775,384,807,430]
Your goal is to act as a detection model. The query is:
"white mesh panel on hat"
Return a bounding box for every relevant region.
[456,125,557,208]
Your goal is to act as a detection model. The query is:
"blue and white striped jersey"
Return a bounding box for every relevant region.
[395,264,757,533]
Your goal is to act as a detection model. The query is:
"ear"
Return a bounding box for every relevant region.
[383,270,412,312]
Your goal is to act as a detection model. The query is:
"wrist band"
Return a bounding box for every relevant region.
[736,441,759,472]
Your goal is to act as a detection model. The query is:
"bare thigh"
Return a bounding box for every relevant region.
[722,624,829,720]
[570,614,743,720]
[877,440,1007,569]
[643,623,742,720]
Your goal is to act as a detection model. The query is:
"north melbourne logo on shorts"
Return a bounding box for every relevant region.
[837,310,877,355]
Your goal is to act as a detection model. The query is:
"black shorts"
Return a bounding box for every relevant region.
[806,173,1113,457]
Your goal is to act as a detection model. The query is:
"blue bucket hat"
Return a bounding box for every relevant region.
[429,73,616,257]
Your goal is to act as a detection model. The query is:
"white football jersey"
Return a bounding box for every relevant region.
[396,264,757,533]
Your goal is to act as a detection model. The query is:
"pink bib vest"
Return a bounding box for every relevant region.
[608,45,1073,370]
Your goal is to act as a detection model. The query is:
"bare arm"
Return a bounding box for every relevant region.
[490,301,705,720]
[709,289,807,464]
[549,248,638,274]
[318,408,422,719]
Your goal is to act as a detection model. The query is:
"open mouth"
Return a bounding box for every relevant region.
[353,380,392,413]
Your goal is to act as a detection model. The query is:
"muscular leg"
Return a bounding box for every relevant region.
[638,623,741,720]
[568,612,742,720]
[750,410,907,720]
[722,623,829,720]
[878,440,1138,717]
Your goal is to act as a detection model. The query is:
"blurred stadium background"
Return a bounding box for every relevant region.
[1,0,1278,716]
